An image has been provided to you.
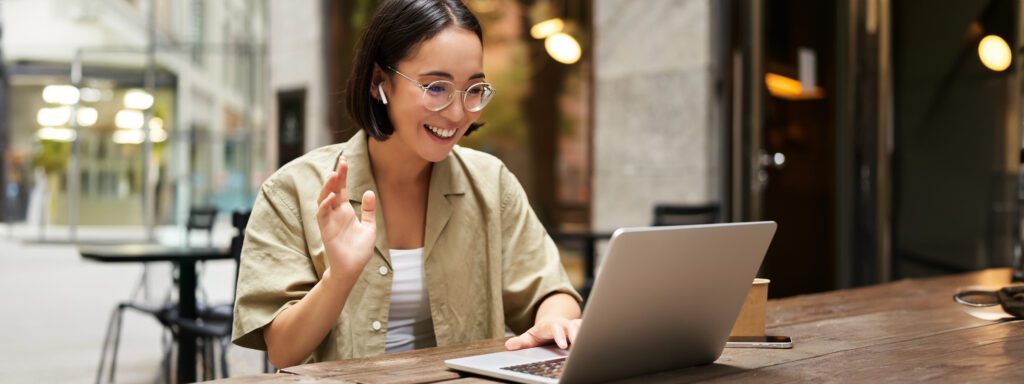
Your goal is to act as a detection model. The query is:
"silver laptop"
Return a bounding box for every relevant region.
[445,222,777,383]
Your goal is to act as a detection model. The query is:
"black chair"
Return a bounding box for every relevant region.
[95,293,176,384]
[652,203,721,226]
[95,207,221,384]
[187,207,218,309]
[186,207,218,247]
[168,210,261,379]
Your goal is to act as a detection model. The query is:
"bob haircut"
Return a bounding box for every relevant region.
[346,0,484,141]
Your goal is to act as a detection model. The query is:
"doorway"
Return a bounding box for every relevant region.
[723,0,839,297]
[759,0,838,297]
[277,89,306,168]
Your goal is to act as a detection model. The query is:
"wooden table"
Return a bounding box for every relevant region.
[81,244,232,384]
[212,268,1024,383]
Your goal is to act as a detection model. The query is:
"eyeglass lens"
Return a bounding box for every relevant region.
[421,81,494,112]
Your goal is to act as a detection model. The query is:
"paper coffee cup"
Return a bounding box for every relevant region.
[729,278,770,336]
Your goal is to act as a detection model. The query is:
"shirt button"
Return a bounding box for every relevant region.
[371,321,382,331]
[378,266,389,275]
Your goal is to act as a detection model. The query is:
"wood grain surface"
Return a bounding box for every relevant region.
[210,269,1023,383]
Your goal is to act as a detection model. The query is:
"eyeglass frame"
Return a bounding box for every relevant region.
[387,67,495,112]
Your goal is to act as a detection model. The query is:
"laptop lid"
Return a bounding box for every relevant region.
[560,222,776,383]
[445,222,776,383]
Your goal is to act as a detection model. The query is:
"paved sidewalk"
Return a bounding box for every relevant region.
[0,222,265,383]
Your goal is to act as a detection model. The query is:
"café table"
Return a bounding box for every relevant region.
[80,244,232,384]
[210,268,1023,383]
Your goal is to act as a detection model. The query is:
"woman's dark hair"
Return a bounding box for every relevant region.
[347,0,484,141]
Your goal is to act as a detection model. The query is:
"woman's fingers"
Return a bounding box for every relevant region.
[504,333,537,350]
[504,319,581,351]
[334,157,348,209]
[317,172,337,206]
[318,156,346,206]
[360,190,376,225]
[317,192,336,219]
[319,157,377,231]
[565,319,580,346]
[551,323,568,349]
[505,329,544,351]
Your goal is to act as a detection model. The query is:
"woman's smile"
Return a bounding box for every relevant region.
[424,124,458,140]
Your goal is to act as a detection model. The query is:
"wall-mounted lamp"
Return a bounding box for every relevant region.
[978,34,1011,72]
[545,32,582,64]
[42,85,80,105]
[76,107,98,127]
[37,107,72,127]
[531,18,564,39]
[764,73,824,100]
[529,1,582,65]
[115,109,145,130]
[124,89,154,110]
[38,106,99,127]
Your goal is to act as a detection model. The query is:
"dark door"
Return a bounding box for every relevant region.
[758,0,837,297]
[723,0,839,297]
[277,89,306,168]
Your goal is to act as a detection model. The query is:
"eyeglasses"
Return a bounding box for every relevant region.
[389,67,496,112]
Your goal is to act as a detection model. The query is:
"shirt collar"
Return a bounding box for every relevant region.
[339,130,467,202]
[338,129,467,263]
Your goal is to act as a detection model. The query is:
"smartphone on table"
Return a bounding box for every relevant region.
[725,335,793,349]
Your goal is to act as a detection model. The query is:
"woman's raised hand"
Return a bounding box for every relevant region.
[316,156,377,279]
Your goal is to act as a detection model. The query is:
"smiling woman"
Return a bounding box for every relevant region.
[366,26,489,163]
[231,0,582,369]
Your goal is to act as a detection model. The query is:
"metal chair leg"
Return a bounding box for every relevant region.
[220,337,231,378]
[205,337,215,380]
[156,329,173,384]
[95,305,121,384]
[165,330,178,384]
[109,304,125,383]
[203,339,211,382]
[201,338,208,381]
[209,338,218,379]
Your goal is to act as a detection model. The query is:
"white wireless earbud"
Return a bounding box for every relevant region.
[378,83,388,105]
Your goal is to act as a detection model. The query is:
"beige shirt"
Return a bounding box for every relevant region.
[231,130,581,363]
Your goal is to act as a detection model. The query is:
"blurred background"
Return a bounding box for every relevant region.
[1,0,1023,382]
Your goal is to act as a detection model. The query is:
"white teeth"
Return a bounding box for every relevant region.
[426,125,455,138]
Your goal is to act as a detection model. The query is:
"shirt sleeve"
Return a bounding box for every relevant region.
[231,179,319,350]
[499,167,582,334]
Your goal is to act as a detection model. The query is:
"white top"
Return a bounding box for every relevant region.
[384,248,437,353]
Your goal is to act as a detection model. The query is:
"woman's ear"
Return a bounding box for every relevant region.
[371,64,387,104]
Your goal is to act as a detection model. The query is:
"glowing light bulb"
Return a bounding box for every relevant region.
[544,33,581,64]
[530,18,564,39]
[978,35,1011,72]
[124,89,154,110]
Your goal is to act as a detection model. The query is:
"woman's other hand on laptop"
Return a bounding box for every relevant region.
[505,293,583,350]
[505,317,582,350]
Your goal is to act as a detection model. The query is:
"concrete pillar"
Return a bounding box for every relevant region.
[592,0,715,231]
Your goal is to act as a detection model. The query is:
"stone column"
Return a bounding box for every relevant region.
[593,0,715,231]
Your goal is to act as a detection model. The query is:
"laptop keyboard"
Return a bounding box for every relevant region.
[501,357,567,379]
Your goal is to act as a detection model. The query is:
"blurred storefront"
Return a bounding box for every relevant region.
[1,0,268,239]
[7,73,177,226]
